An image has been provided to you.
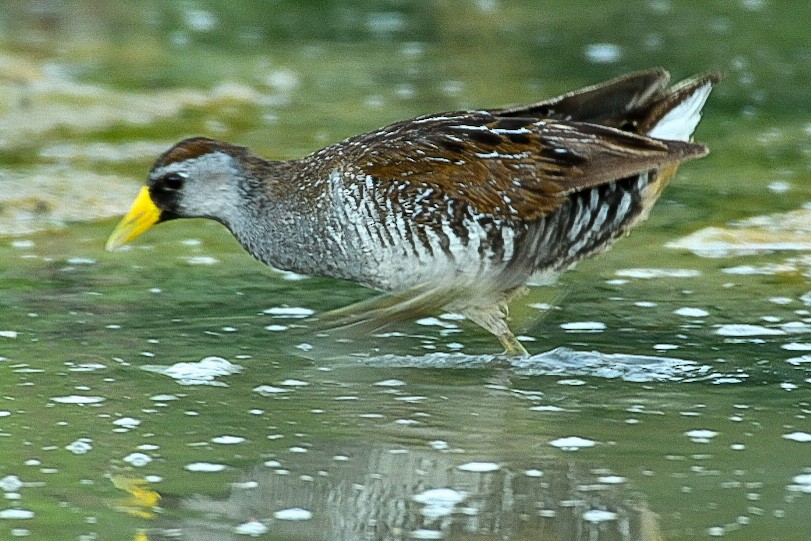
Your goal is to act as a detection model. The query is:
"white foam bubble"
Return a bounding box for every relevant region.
[51,396,105,405]
[234,520,268,535]
[123,453,152,467]
[273,508,312,521]
[211,436,245,445]
[675,307,709,317]
[413,488,467,520]
[457,462,500,472]
[685,429,718,443]
[252,385,288,395]
[583,509,618,523]
[141,357,242,386]
[263,306,314,318]
[112,417,141,429]
[184,462,227,472]
[560,321,606,332]
[715,324,784,336]
[65,439,92,454]
[615,268,700,279]
[0,476,22,493]
[549,436,597,450]
[0,509,34,520]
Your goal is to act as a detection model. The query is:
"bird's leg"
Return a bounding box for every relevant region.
[498,285,530,356]
[461,300,529,357]
[503,285,529,304]
[498,330,529,356]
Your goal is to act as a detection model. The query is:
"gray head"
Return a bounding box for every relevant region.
[147,137,257,223]
[106,137,259,250]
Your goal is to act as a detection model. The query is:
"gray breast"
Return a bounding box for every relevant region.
[325,169,526,291]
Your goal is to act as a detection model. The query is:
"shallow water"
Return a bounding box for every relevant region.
[1,1,810,540]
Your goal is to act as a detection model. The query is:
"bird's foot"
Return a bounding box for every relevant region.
[499,332,529,357]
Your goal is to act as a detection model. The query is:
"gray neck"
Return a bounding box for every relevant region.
[225,164,356,280]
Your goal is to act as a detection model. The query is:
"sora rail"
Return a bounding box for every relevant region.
[107,68,720,355]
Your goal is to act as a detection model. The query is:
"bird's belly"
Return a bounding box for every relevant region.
[337,216,522,292]
[312,169,658,293]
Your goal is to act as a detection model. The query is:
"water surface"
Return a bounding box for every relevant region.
[0,1,809,540]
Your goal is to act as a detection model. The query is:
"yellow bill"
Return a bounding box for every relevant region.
[105,187,161,251]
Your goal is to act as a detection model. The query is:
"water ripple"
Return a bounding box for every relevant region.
[349,347,730,382]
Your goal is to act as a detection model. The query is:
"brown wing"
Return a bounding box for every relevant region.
[492,68,671,127]
[327,111,706,221]
[492,69,723,134]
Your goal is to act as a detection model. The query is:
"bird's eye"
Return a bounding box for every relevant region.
[163,172,185,190]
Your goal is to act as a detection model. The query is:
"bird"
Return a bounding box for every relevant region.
[106,68,720,356]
